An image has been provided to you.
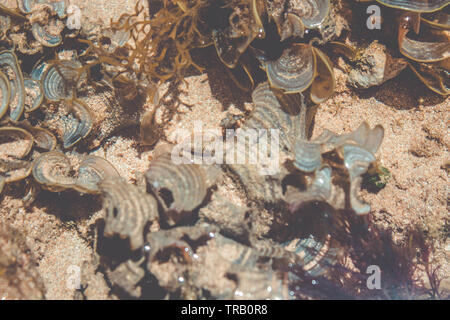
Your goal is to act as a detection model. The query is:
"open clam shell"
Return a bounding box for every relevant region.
[0,50,25,121]
[19,123,57,151]
[292,0,331,29]
[31,151,75,192]
[61,98,93,149]
[0,126,34,159]
[264,44,316,94]
[32,151,119,193]
[42,60,86,101]
[31,22,63,48]
[0,70,11,119]
[76,156,120,193]
[398,27,450,63]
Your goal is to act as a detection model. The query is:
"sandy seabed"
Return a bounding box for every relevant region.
[0,0,448,300]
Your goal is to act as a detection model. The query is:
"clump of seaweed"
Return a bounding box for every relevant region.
[89,78,388,299]
[78,0,342,104]
[78,0,211,103]
[313,212,448,299]
[0,0,447,301]
[209,0,342,95]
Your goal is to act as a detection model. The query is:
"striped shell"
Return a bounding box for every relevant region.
[76,156,121,193]
[18,1,67,47]
[32,151,75,192]
[375,0,449,12]
[226,82,303,202]
[31,22,63,47]
[60,99,93,149]
[264,44,315,94]
[101,178,159,250]
[18,0,67,18]
[283,234,337,277]
[32,151,119,193]
[268,0,331,40]
[0,50,25,121]
[0,69,10,119]
[42,60,86,102]
[17,122,57,151]
[292,122,384,215]
[145,151,219,225]
[293,140,322,173]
